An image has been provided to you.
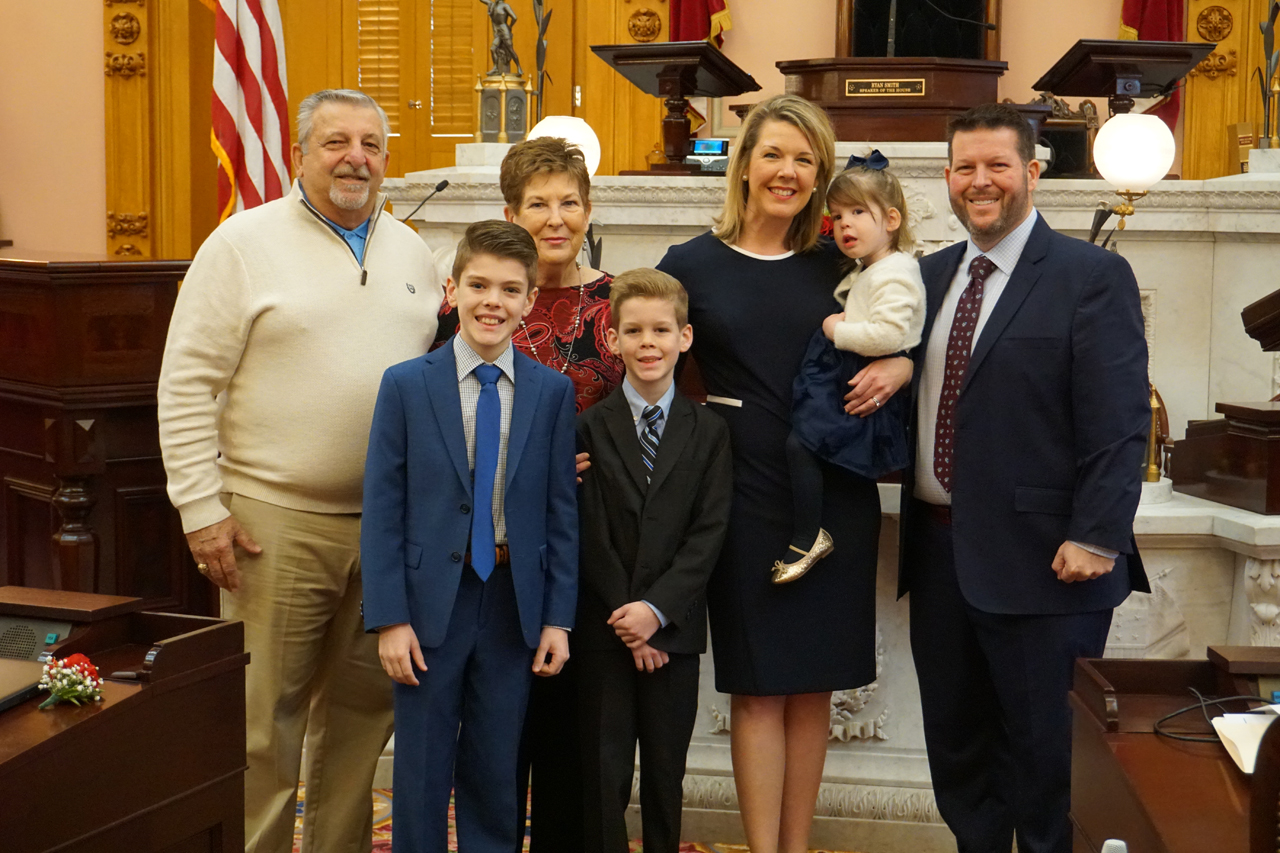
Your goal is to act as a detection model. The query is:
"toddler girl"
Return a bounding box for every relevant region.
[775,153,925,583]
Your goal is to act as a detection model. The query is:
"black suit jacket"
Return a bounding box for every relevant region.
[575,386,733,654]
[898,215,1151,614]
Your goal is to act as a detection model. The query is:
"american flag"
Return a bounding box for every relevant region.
[211,0,291,222]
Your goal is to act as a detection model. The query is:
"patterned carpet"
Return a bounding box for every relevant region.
[290,784,856,852]
[291,784,717,852]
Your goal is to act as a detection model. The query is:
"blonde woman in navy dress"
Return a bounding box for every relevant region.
[657,95,914,853]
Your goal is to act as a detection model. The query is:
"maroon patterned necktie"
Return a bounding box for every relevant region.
[933,255,997,492]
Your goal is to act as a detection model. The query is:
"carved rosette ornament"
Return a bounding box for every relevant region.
[104,51,146,78]
[1197,6,1233,41]
[628,8,662,42]
[110,12,141,45]
[107,212,149,239]
[114,244,142,256]
[1245,558,1280,645]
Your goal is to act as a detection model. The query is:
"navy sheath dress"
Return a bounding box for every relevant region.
[658,232,880,695]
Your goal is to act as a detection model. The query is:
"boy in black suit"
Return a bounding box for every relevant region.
[574,267,733,853]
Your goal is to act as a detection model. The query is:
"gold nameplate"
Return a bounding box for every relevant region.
[845,78,926,97]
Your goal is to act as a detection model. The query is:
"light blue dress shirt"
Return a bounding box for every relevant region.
[299,185,371,263]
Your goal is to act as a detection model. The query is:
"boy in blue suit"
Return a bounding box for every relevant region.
[361,220,578,853]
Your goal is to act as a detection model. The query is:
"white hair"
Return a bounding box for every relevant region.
[296,89,390,152]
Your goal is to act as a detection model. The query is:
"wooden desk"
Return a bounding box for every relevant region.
[0,586,247,852]
[1070,655,1278,853]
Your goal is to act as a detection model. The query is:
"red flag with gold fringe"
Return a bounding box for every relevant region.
[1119,0,1185,130]
[670,0,732,47]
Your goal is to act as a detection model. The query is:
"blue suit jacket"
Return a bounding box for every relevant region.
[361,343,578,648]
[898,216,1151,614]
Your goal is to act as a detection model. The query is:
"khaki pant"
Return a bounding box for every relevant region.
[221,494,394,853]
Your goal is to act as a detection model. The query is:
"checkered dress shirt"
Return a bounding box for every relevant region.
[453,336,515,544]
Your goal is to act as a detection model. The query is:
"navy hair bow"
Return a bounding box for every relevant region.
[846,149,889,171]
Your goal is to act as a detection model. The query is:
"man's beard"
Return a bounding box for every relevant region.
[329,166,372,210]
[951,184,1031,244]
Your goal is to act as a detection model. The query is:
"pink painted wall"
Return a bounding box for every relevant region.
[0,5,107,255]
[719,0,839,107]
[998,0,1126,102]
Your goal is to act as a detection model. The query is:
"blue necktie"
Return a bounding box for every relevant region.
[471,363,502,581]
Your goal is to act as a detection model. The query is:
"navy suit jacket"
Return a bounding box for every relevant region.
[898,215,1151,614]
[361,343,579,648]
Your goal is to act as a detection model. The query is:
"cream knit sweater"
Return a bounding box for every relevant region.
[158,183,442,533]
[831,250,926,357]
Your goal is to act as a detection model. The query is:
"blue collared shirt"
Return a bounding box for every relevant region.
[299,184,371,263]
[621,377,676,441]
[620,377,677,629]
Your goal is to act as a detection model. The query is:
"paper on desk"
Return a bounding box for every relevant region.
[1212,709,1279,774]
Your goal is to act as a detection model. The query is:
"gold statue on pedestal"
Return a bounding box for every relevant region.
[475,0,532,144]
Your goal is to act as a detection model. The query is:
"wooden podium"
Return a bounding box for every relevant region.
[1070,648,1280,852]
[0,586,247,853]
[1172,288,1280,513]
[591,41,760,174]
[0,251,208,613]
[776,56,1015,142]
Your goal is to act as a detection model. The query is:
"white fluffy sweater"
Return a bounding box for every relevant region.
[158,183,442,533]
[831,250,926,357]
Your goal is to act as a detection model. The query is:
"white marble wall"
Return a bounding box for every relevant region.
[382,146,1280,852]
[389,144,1280,442]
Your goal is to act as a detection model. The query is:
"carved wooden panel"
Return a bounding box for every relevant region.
[2,478,57,589]
[576,0,668,174]
[1183,0,1272,179]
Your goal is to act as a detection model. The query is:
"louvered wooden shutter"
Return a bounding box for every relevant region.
[429,0,475,137]
[357,0,401,133]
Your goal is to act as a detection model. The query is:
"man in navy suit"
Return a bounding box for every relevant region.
[897,103,1150,853]
[361,220,578,853]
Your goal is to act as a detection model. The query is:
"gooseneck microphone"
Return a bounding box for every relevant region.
[399,179,451,223]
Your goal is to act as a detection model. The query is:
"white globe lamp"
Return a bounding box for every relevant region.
[1091,112,1175,229]
[528,116,602,177]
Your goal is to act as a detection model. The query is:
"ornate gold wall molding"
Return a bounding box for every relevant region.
[103,1,152,258]
[1189,48,1239,80]
[628,8,662,42]
[110,12,142,45]
[1183,0,1271,179]
[1197,5,1234,40]
[104,51,146,77]
[106,212,149,239]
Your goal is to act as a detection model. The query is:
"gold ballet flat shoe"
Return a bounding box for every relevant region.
[771,528,834,584]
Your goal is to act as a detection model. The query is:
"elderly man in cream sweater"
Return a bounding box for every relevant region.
[158,89,441,853]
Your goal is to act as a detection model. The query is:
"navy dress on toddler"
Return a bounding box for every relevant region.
[790,329,909,480]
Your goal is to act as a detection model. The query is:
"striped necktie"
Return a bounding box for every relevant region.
[639,404,663,483]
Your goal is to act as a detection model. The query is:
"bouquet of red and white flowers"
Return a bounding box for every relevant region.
[38,653,105,709]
